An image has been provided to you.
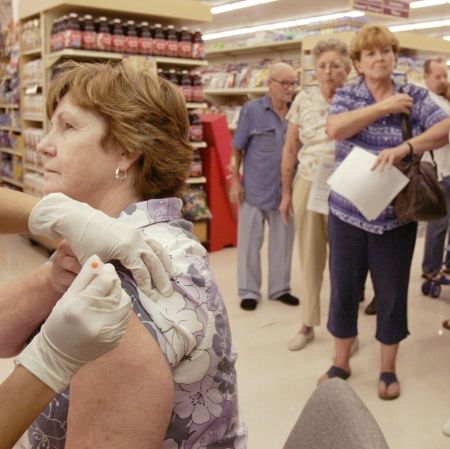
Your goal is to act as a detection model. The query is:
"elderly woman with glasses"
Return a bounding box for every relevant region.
[279,39,351,351]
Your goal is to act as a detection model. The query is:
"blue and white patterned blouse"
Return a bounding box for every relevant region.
[328,78,448,234]
[16,198,247,449]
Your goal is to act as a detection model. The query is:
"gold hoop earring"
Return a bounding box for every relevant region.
[115,167,127,181]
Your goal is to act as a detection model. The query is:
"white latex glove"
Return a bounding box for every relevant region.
[15,256,131,393]
[29,192,173,297]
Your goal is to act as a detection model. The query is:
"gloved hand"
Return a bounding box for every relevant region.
[28,192,173,297]
[15,256,131,393]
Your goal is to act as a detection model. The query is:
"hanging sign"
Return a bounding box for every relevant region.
[352,0,410,18]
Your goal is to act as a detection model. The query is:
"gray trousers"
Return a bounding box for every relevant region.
[422,175,450,274]
[237,201,295,301]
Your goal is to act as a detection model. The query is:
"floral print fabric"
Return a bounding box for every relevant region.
[17,198,247,449]
[286,86,335,182]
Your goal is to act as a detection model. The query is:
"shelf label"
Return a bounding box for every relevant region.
[351,0,410,18]
[25,84,39,95]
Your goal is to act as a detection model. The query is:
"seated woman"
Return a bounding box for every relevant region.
[4,60,246,448]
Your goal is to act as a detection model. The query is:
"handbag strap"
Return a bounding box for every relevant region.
[400,111,436,164]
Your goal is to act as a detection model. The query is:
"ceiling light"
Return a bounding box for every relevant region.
[203,10,365,40]
[389,19,450,32]
[410,0,450,8]
[212,0,278,15]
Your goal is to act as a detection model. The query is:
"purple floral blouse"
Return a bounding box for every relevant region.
[15,198,247,449]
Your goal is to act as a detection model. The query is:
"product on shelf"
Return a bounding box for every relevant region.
[192,29,205,60]
[22,94,44,119]
[82,14,97,50]
[200,60,299,89]
[64,13,82,49]
[182,185,211,221]
[22,59,43,85]
[205,17,367,53]
[111,18,125,53]
[165,24,178,58]
[23,171,44,197]
[190,150,203,177]
[96,16,112,51]
[21,18,41,51]
[125,20,139,54]
[153,23,166,56]
[139,21,152,55]
[49,14,205,60]
[23,127,45,166]
[192,73,204,102]
[189,112,203,142]
[180,70,193,102]
[178,27,192,59]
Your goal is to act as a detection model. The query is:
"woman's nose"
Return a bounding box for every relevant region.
[36,134,56,156]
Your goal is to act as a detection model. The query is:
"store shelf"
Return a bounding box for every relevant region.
[0,103,19,109]
[186,102,208,109]
[186,176,207,184]
[23,115,44,122]
[207,38,303,57]
[19,0,212,23]
[45,49,207,69]
[24,163,45,174]
[204,87,268,96]
[154,56,207,67]
[0,125,21,132]
[0,147,22,157]
[191,141,207,149]
[46,49,122,68]
[1,176,23,188]
[22,47,42,56]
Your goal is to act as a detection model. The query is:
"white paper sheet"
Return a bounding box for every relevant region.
[327,146,409,221]
[307,155,335,215]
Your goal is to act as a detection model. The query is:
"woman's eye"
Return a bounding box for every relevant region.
[63,122,73,129]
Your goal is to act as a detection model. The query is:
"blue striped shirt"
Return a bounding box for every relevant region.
[328,78,448,234]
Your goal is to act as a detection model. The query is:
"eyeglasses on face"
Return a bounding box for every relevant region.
[316,62,345,73]
[271,79,299,88]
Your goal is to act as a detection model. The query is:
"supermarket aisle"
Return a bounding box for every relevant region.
[0,233,449,449]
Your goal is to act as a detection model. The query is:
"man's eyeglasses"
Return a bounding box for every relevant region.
[271,79,299,88]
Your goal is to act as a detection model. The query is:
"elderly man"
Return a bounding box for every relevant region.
[421,57,450,281]
[229,62,299,311]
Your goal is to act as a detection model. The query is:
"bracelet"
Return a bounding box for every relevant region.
[405,141,414,156]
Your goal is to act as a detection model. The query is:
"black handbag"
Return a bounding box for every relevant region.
[393,113,447,222]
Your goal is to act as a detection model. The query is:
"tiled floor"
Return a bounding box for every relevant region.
[0,232,449,449]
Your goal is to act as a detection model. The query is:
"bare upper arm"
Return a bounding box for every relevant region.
[65,313,174,449]
[285,122,301,154]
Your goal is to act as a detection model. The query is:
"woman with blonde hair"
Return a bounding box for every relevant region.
[321,24,450,399]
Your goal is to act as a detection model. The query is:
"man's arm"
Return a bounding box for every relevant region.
[0,263,61,357]
[0,366,55,449]
[279,122,301,224]
[0,188,38,234]
[229,149,244,204]
[66,313,174,449]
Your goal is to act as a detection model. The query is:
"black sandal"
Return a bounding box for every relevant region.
[378,372,400,400]
[325,365,351,380]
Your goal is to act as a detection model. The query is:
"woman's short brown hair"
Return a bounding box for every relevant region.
[47,59,192,199]
[350,24,400,64]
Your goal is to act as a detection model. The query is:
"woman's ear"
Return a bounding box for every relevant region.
[119,151,142,172]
